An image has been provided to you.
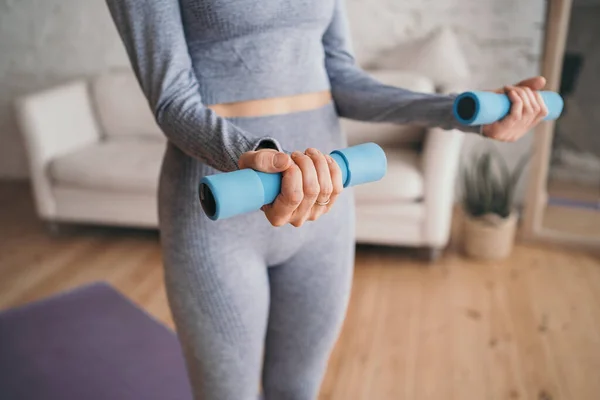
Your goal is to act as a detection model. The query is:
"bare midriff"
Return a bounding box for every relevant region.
[208,90,332,118]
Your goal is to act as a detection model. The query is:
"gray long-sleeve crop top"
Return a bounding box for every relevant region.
[106,0,481,172]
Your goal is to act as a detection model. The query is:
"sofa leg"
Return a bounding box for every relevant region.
[425,247,443,262]
[45,221,62,236]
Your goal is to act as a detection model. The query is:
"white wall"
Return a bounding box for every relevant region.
[0,0,546,186]
[0,0,129,179]
[348,0,546,89]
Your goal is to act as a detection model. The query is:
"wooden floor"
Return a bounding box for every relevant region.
[1,182,600,400]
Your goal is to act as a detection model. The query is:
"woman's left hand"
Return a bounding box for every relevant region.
[482,76,550,142]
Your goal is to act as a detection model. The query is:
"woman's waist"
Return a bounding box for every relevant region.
[209,91,332,118]
[224,100,345,155]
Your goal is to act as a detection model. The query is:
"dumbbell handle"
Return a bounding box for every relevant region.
[453,90,564,125]
[199,142,387,220]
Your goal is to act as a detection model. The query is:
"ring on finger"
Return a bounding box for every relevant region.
[315,198,330,206]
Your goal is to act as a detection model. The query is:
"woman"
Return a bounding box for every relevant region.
[106,1,548,399]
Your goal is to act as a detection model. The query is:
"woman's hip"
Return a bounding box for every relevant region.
[225,101,346,153]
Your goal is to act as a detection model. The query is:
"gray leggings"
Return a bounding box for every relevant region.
[158,103,355,400]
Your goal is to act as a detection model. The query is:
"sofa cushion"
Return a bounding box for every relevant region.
[371,27,472,90]
[49,140,164,194]
[341,70,435,147]
[91,69,165,140]
[353,147,423,203]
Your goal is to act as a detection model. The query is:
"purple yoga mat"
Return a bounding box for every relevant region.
[0,282,193,400]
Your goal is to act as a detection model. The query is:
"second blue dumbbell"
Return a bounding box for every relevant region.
[453,90,564,126]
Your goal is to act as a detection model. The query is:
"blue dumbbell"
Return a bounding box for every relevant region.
[199,142,387,220]
[453,90,564,125]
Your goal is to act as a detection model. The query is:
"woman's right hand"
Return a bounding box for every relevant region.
[238,148,343,227]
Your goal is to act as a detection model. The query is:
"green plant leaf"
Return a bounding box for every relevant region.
[462,165,473,214]
[489,167,507,216]
[481,151,494,215]
[462,151,481,216]
[507,153,530,210]
[465,163,482,216]
[460,142,530,219]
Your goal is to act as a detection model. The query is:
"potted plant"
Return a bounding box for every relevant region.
[461,145,529,260]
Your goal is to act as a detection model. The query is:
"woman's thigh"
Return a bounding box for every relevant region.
[262,190,356,398]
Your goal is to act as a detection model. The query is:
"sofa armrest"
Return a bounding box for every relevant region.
[15,80,101,219]
[437,81,472,96]
[421,127,465,247]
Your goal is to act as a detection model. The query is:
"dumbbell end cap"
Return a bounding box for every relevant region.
[199,179,220,220]
[453,91,480,125]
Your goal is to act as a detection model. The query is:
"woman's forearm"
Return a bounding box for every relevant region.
[323,0,481,134]
[327,63,481,133]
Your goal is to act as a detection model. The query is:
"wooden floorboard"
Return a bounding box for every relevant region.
[1,181,599,400]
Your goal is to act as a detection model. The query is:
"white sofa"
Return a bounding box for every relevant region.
[16,69,466,257]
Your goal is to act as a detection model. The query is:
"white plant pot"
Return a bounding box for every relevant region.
[463,212,518,260]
